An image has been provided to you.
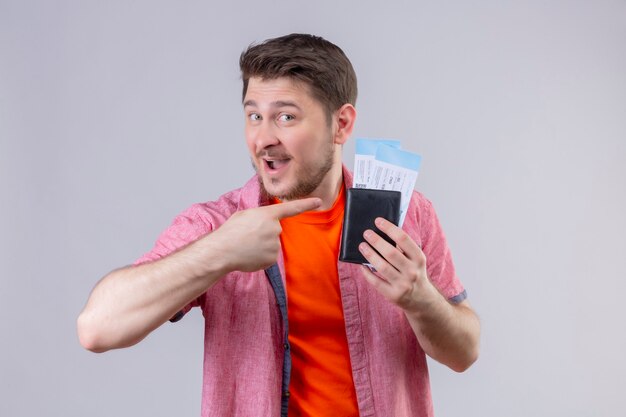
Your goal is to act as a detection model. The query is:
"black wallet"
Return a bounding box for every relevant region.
[339,188,402,264]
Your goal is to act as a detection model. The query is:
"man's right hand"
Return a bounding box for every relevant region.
[197,197,322,273]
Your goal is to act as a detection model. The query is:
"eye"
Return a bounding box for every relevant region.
[248,113,262,122]
[278,114,295,122]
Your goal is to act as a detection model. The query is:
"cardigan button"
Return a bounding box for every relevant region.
[283,391,290,398]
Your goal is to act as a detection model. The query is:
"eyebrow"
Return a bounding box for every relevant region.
[243,100,302,111]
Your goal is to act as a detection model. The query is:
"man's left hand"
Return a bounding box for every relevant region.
[358,217,433,312]
[358,216,480,372]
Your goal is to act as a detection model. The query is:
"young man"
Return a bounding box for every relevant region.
[78,34,480,417]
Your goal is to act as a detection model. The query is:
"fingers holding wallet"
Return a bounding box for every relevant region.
[359,217,429,310]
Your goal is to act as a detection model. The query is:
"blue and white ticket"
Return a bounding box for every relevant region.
[353,138,401,188]
[358,142,422,226]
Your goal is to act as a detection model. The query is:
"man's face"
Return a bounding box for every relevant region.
[244,77,337,201]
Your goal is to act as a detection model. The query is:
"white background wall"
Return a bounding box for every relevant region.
[1,1,625,416]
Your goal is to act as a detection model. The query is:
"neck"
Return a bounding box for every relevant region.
[316,169,344,211]
[319,148,345,210]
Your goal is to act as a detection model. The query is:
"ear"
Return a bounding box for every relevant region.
[332,104,357,145]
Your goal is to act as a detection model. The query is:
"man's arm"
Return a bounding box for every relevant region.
[358,217,480,372]
[77,198,322,353]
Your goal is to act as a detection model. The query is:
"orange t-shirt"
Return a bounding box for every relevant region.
[277,185,359,417]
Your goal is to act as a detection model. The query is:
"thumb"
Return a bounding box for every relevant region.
[269,197,322,219]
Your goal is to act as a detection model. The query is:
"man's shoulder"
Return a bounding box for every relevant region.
[402,189,439,234]
[410,189,436,211]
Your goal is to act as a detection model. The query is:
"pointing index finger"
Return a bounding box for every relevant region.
[269,197,322,219]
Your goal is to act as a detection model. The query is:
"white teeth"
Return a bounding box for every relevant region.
[273,160,288,169]
[265,159,289,170]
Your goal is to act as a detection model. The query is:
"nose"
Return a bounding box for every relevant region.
[249,120,280,152]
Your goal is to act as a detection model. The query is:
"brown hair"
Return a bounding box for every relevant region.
[239,34,357,119]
